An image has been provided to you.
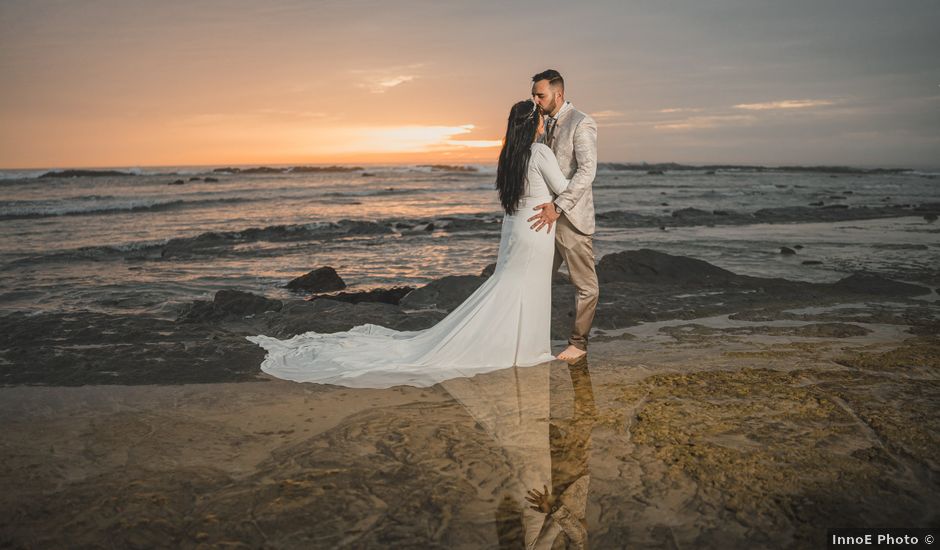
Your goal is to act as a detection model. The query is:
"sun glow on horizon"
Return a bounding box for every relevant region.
[329,124,502,154]
[0,117,505,169]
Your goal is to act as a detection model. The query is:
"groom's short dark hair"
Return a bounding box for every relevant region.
[532,69,564,90]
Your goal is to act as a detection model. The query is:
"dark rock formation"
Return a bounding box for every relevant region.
[178,290,282,323]
[38,169,133,178]
[263,299,443,338]
[417,164,478,172]
[400,275,486,310]
[832,273,930,297]
[307,286,415,306]
[159,221,393,258]
[597,249,737,286]
[286,267,347,293]
[0,309,268,385]
[209,165,362,174]
[597,162,913,174]
[290,165,363,173]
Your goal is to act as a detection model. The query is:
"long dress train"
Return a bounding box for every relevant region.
[245,142,570,388]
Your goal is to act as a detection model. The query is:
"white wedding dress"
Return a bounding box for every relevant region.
[245,143,570,388]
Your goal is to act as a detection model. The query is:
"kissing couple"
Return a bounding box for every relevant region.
[246,69,599,389]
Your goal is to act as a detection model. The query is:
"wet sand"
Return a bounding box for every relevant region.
[1,250,938,548]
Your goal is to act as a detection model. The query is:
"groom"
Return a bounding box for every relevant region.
[527,69,599,365]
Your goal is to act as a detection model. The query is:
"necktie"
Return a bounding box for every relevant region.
[545,117,557,147]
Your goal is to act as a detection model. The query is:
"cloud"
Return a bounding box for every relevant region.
[593,108,714,128]
[350,63,425,94]
[590,110,624,119]
[658,107,704,113]
[443,139,503,148]
[643,99,837,131]
[733,99,836,110]
[654,114,757,130]
[370,75,416,93]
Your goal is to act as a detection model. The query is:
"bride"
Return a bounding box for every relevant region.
[245,99,570,388]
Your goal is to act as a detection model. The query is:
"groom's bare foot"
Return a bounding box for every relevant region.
[557,345,587,364]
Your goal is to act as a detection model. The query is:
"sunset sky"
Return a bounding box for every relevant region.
[1,0,938,170]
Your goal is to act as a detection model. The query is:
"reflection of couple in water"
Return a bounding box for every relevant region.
[440,358,595,549]
[523,358,595,549]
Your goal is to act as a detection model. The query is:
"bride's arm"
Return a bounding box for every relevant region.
[537,146,571,195]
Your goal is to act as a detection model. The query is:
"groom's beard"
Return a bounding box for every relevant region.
[540,98,559,116]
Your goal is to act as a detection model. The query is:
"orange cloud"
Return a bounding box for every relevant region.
[330,124,500,154]
[654,114,757,130]
[733,99,835,110]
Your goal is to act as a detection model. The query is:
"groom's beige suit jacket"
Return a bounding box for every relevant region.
[549,102,597,235]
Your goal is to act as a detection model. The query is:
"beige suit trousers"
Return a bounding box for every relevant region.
[552,214,599,351]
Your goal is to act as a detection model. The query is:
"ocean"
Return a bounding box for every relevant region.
[1,164,938,317]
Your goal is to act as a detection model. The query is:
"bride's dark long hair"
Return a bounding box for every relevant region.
[495,99,540,215]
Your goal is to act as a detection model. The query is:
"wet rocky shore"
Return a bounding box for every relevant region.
[1,248,935,387]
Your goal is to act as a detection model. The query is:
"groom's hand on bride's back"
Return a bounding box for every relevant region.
[528,202,561,232]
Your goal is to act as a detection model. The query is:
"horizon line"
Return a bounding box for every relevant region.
[0,159,932,172]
